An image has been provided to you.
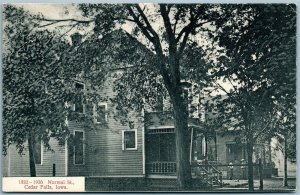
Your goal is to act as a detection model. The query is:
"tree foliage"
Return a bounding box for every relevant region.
[75,4,223,187]
[2,5,110,176]
[205,4,296,190]
[3,5,69,154]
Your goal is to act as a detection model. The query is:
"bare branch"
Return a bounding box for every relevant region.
[135,5,159,39]
[160,4,176,51]
[178,20,211,56]
[41,17,94,24]
[173,8,182,34]
[126,5,155,42]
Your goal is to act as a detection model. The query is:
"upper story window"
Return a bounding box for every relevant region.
[74,82,85,113]
[122,130,137,150]
[155,91,164,112]
[94,103,108,123]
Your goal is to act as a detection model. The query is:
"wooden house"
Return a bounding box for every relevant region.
[2,30,274,187]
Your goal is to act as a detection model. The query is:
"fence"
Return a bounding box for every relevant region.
[196,159,264,190]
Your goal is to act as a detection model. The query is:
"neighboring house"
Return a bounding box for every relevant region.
[2,30,279,184]
[271,138,296,178]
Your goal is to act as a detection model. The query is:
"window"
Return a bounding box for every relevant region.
[74,82,85,113]
[74,131,84,165]
[226,143,243,163]
[34,139,42,165]
[94,103,107,123]
[155,90,164,112]
[122,130,137,150]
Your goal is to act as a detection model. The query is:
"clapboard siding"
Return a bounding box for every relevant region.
[67,72,144,176]
[67,115,144,176]
[4,138,66,176]
[2,150,9,177]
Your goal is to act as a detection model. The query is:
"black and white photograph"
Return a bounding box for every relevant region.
[1,3,297,192]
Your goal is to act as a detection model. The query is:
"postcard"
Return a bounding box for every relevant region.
[2,3,297,192]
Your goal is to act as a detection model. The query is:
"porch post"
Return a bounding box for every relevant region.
[189,127,194,163]
[214,131,218,162]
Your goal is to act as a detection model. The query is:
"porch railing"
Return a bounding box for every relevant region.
[146,162,176,174]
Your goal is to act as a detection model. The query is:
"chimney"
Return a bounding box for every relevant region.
[70,32,82,46]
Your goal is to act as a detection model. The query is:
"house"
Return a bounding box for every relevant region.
[2,30,275,187]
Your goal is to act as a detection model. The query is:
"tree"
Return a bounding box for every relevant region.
[206,4,296,191]
[273,95,296,187]
[75,4,221,188]
[2,5,96,176]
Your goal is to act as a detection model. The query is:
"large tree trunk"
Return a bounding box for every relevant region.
[28,129,36,177]
[283,136,288,186]
[247,137,254,191]
[173,94,192,189]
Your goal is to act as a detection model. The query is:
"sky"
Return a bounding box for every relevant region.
[19,4,82,20]
[16,3,234,94]
[14,3,299,95]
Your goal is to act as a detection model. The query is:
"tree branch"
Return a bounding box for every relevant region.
[173,8,182,34]
[41,18,94,24]
[126,5,173,93]
[135,5,159,39]
[253,115,276,140]
[160,4,176,48]
[126,5,155,42]
[178,20,211,56]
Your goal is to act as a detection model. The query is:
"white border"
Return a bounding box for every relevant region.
[93,102,108,123]
[122,129,138,151]
[73,81,86,114]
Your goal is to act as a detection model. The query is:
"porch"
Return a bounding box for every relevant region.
[144,124,223,187]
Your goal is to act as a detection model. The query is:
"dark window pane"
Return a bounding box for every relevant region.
[74,131,84,164]
[125,131,136,149]
[75,82,84,90]
[96,105,106,122]
[159,134,176,161]
[168,133,176,161]
[146,134,160,161]
[75,82,84,113]
[34,139,41,164]
[155,92,163,112]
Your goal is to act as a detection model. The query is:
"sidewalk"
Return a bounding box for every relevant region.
[215,178,297,192]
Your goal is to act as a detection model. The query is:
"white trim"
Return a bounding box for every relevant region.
[122,129,138,151]
[142,127,145,175]
[146,175,177,179]
[93,102,108,123]
[73,130,85,165]
[190,127,194,163]
[147,125,174,130]
[65,140,68,176]
[41,142,44,165]
[147,124,200,130]
[8,147,10,176]
[88,175,145,178]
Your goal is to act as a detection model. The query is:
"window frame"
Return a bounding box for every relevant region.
[122,129,138,151]
[93,102,108,123]
[73,81,86,114]
[73,130,85,165]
